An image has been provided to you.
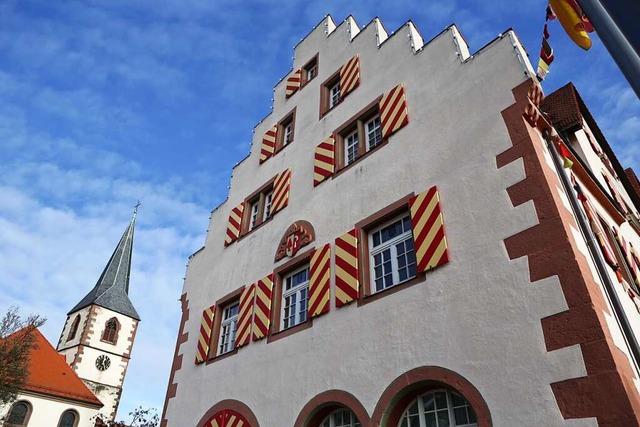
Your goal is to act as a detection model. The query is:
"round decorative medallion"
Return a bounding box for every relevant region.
[95,354,111,371]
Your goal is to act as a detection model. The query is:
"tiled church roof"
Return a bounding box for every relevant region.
[20,328,103,406]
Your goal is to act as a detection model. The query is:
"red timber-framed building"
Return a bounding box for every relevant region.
[161,14,640,427]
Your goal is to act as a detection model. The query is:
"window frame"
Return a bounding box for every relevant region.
[101,317,120,345]
[6,400,32,427]
[280,264,310,330]
[367,214,417,294]
[333,96,386,174]
[67,314,80,342]
[216,300,240,356]
[268,248,315,343]
[398,389,477,427]
[275,108,296,152]
[301,54,319,87]
[320,408,362,427]
[355,193,426,306]
[319,70,341,118]
[206,286,244,363]
[57,409,79,427]
[242,176,276,236]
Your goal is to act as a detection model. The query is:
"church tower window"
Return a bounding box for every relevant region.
[102,317,120,344]
[66,315,80,342]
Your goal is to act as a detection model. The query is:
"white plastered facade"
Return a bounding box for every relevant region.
[165,15,597,427]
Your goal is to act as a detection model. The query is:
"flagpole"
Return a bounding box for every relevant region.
[577,0,640,98]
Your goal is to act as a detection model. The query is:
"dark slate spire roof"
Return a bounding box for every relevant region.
[68,210,141,320]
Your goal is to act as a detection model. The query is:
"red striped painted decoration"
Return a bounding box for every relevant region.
[340,55,360,97]
[224,202,244,247]
[314,136,335,187]
[205,410,249,427]
[252,274,273,341]
[309,243,331,317]
[335,229,359,307]
[380,83,409,138]
[235,284,255,348]
[259,126,278,164]
[272,168,292,213]
[195,305,215,364]
[409,186,449,273]
[285,68,302,99]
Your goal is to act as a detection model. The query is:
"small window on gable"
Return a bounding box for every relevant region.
[321,72,341,116]
[246,184,274,232]
[302,56,318,85]
[102,317,119,344]
[276,109,296,152]
[67,315,80,342]
[336,105,386,171]
[7,401,31,426]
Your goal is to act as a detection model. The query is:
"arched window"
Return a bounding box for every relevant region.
[101,317,119,344]
[399,390,477,427]
[320,408,361,427]
[67,315,80,342]
[7,401,32,426]
[57,410,78,427]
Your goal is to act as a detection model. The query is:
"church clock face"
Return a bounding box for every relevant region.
[95,355,111,371]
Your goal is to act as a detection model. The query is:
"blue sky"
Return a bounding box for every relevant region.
[0,0,637,422]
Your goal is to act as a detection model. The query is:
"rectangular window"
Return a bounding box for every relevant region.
[330,82,341,108]
[369,215,417,293]
[217,301,239,355]
[249,202,260,230]
[281,265,309,329]
[303,56,318,85]
[243,179,276,234]
[276,108,296,152]
[365,116,382,150]
[345,130,359,165]
[320,72,341,117]
[335,100,386,171]
[263,192,273,222]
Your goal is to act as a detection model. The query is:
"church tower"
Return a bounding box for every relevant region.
[57,208,141,422]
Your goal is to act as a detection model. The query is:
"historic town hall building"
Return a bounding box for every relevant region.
[162,15,640,427]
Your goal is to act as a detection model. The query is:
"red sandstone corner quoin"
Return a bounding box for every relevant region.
[498,78,640,425]
[160,293,190,427]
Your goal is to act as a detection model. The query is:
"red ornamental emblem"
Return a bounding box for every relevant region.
[275,221,315,262]
[286,233,300,258]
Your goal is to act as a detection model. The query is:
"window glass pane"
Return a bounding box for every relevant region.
[424,412,437,427]
[454,407,469,425]
[423,394,435,411]
[345,131,359,165]
[60,411,76,427]
[8,403,28,424]
[468,408,477,423]
[436,409,450,427]
[263,193,273,221]
[330,83,340,107]
[365,116,382,149]
[435,392,447,409]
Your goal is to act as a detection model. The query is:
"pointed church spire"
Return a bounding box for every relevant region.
[68,204,141,320]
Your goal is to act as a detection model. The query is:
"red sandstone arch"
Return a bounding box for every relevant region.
[196,400,260,427]
[371,366,492,427]
[294,390,371,427]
